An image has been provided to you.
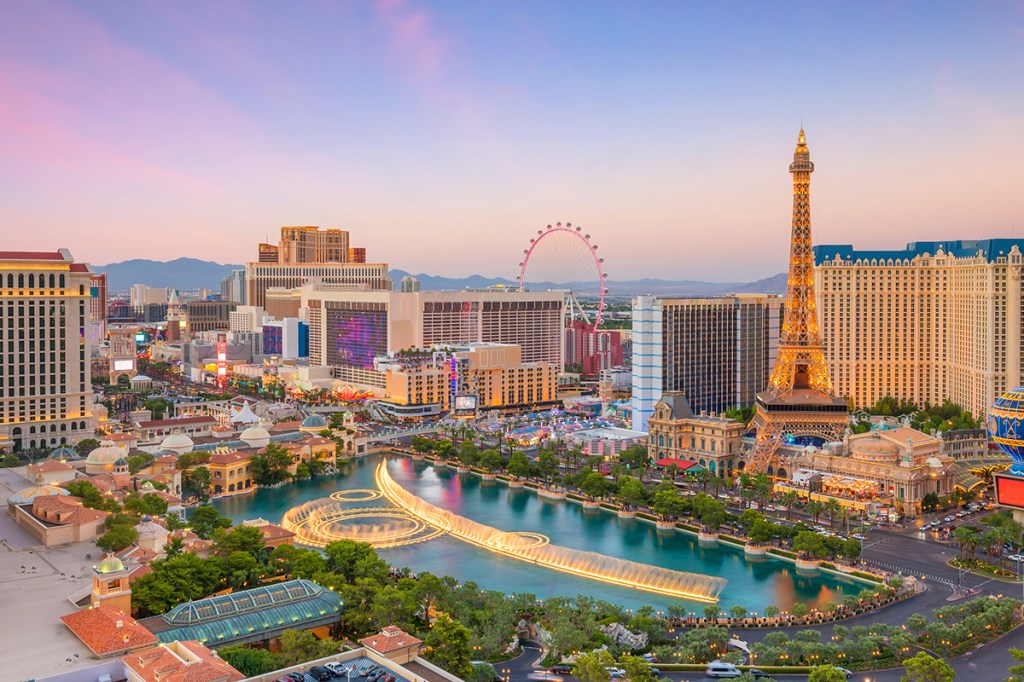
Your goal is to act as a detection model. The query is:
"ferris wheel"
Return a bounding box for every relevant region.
[518,222,607,326]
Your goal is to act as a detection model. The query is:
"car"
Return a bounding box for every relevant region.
[380,676,395,682]
[705,660,742,678]
[835,667,854,679]
[324,663,349,676]
[944,516,955,522]
[1008,554,1023,562]
[748,670,773,680]
[526,673,563,682]
[549,664,573,675]
[286,674,306,682]
[605,666,626,679]
[309,667,334,681]
[852,533,866,540]
[650,667,661,677]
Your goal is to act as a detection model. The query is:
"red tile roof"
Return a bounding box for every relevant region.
[121,640,244,682]
[208,451,249,465]
[27,459,75,473]
[138,416,218,428]
[359,626,422,654]
[0,251,65,261]
[61,606,158,656]
[654,457,697,471]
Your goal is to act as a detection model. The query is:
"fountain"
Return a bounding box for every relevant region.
[375,462,726,602]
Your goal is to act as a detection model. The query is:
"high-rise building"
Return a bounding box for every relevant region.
[87,272,107,353]
[630,294,783,431]
[0,249,98,450]
[245,226,389,308]
[129,284,168,308]
[565,320,624,375]
[220,269,246,305]
[303,286,565,391]
[185,300,237,334]
[813,239,1024,420]
[747,129,848,474]
[399,275,421,292]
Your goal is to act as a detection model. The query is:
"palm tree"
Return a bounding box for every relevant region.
[953,526,980,563]
[824,498,842,528]
[807,500,825,525]
[781,491,799,521]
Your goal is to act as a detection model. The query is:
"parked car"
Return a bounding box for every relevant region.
[309,667,334,681]
[649,667,661,677]
[526,673,563,682]
[705,660,742,678]
[324,663,348,676]
[605,666,626,679]
[852,533,866,540]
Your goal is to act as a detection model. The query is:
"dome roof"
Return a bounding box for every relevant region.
[95,555,125,574]
[135,518,168,541]
[240,425,271,448]
[86,440,126,464]
[8,485,70,505]
[114,457,128,467]
[160,433,194,454]
[989,387,1024,474]
[301,414,327,429]
[131,374,152,382]
[48,446,82,461]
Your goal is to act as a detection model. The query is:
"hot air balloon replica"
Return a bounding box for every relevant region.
[988,386,1024,515]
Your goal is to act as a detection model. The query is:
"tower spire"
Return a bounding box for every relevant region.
[745,128,848,473]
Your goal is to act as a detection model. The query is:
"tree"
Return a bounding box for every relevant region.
[471,663,499,682]
[537,449,559,481]
[1007,647,1024,682]
[96,524,138,552]
[189,505,232,540]
[75,438,100,456]
[164,535,185,557]
[806,500,825,524]
[218,645,280,677]
[729,605,748,620]
[458,441,479,465]
[65,479,121,512]
[571,650,615,682]
[277,629,339,667]
[781,490,799,520]
[807,665,848,682]
[921,492,940,513]
[251,442,294,485]
[123,492,168,517]
[182,466,211,501]
[424,614,474,680]
[580,471,612,499]
[617,476,647,509]
[619,445,650,470]
[618,654,655,682]
[126,452,154,475]
[704,605,721,621]
[324,539,389,583]
[213,524,266,557]
[793,531,828,559]
[225,551,262,589]
[506,451,531,479]
[764,605,780,619]
[478,449,503,472]
[900,652,954,682]
[130,553,226,616]
[790,602,809,619]
[953,525,981,562]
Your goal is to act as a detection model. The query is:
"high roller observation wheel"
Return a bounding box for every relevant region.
[517,222,608,326]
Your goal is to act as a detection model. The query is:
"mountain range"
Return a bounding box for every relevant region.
[93,258,787,297]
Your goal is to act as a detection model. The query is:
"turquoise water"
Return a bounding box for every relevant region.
[215,455,861,611]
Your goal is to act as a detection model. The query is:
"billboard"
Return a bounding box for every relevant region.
[113,359,134,371]
[134,332,146,342]
[995,473,1024,510]
[325,306,388,370]
[453,394,477,417]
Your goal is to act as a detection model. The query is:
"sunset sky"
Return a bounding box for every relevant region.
[2,1,1022,281]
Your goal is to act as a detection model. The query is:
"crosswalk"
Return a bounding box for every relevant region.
[865,560,957,586]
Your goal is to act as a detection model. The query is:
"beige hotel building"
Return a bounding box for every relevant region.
[814,239,1024,420]
[0,250,99,451]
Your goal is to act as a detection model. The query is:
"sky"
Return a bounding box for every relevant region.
[1,1,1023,281]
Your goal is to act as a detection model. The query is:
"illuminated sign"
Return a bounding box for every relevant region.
[216,337,228,388]
[134,333,146,342]
[453,394,477,417]
[112,359,134,371]
[995,473,1024,510]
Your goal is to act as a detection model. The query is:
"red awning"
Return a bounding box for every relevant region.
[654,457,696,471]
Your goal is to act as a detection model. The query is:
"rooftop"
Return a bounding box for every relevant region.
[61,606,159,656]
[814,238,1024,265]
[359,626,422,654]
[121,640,244,682]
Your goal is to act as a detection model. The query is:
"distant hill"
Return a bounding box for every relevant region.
[93,258,787,297]
[94,258,243,292]
[389,269,788,296]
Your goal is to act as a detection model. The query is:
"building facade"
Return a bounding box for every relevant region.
[245,226,389,308]
[631,294,783,431]
[304,286,565,390]
[814,239,1024,421]
[0,249,99,449]
[646,393,748,478]
[565,320,624,375]
[184,300,237,334]
[220,268,246,305]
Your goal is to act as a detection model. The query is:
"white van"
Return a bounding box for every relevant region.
[705,660,742,678]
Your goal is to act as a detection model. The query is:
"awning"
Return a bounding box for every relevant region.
[655,457,697,471]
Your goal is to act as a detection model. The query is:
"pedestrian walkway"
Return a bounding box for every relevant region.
[866,559,957,586]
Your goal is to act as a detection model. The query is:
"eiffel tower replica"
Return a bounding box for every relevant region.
[747,129,848,474]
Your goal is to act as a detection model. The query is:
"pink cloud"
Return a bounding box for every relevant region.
[373,0,448,83]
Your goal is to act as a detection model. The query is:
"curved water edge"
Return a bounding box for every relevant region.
[213,454,867,611]
[375,462,727,603]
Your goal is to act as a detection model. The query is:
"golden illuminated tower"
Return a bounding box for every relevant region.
[747,129,848,474]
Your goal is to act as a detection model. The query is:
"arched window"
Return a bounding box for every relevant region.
[658,435,664,447]
[49,274,55,288]
[18,274,24,287]
[27,274,34,288]
[79,285,85,295]
[59,274,65,288]
[6,274,12,288]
